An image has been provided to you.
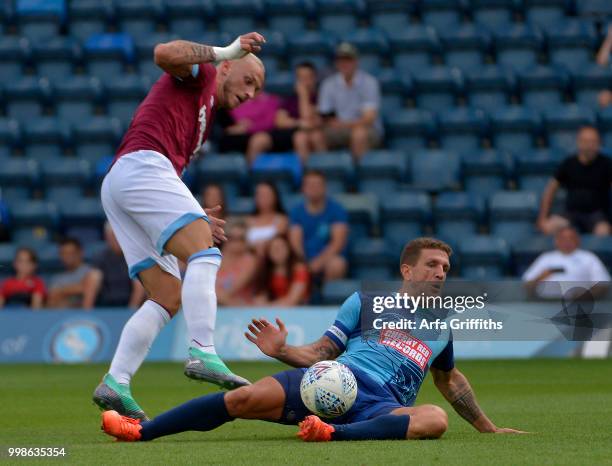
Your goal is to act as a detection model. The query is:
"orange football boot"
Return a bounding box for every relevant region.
[101,410,143,442]
[297,415,335,442]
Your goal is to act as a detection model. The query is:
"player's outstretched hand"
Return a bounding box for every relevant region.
[204,205,227,244]
[239,32,266,54]
[245,317,288,358]
[494,427,529,434]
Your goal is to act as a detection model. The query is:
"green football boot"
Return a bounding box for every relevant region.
[92,373,149,421]
[184,347,251,390]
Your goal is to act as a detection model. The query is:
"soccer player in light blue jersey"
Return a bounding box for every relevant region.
[101,237,525,442]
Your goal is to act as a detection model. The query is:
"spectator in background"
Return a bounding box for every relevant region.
[0,248,45,309]
[597,25,612,107]
[201,183,227,220]
[246,181,288,256]
[217,222,257,306]
[247,62,320,164]
[523,226,610,299]
[537,126,612,236]
[87,223,146,309]
[256,235,309,306]
[216,91,281,161]
[47,238,96,309]
[309,42,382,160]
[289,170,348,285]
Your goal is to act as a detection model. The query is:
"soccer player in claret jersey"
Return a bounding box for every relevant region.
[101,238,525,442]
[92,33,266,421]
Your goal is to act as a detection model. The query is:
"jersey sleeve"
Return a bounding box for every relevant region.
[324,291,361,352]
[430,340,455,372]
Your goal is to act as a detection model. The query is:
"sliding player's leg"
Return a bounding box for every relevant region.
[101,375,287,441]
[298,404,448,442]
[164,218,249,389]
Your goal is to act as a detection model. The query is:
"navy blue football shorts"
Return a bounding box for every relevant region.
[271,365,404,425]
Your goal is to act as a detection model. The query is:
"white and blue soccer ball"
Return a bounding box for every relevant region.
[300,360,358,418]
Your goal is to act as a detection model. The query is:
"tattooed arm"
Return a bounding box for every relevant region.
[431,367,526,433]
[245,318,341,367]
[154,32,265,78]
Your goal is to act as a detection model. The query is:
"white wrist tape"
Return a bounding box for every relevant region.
[213,37,245,61]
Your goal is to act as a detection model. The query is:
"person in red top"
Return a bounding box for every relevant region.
[256,235,309,306]
[94,33,266,421]
[0,248,46,309]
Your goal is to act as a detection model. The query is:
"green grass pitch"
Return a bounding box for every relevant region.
[1,359,611,465]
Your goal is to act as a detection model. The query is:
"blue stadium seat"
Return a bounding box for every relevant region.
[458,235,510,278]
[254,30,287,65]
[514,148,566,191]
[335,193,378,241]
[524,0,568,28]
[72,116,123,163]
[489,190,539,243]
[35,242,63,273]
[8,199,59,229]
[580,235,612,266]
[493,23,542,71]
[197,154,248,202]
[377,69,407,118]
[216,0,263,36]
[265,0,310,35]
[40,158,91,189]
[490,106,540,152]
[32,37,80,82]
[420,0,466,30]
[0,119,20,159]
[263,71,294,96]
[115,0,162,38]
[23,117,69,161]
[317,0,364,34]
[84,33,135,81]
[0,36,29,84]
[572,64,612,108]
[0,158,39,189]
[321,279,360,305]
[598,106,612,148]
[512,234,553,276]
[465,64,514,110]
[305,152,354,194]
[134,33,180,81]
[0,244,17,270]
[340,28,389,75]
[287,31,335,72]
[434,192,485,238]
[105,75,149,126]
[54,76,102,125]
[462,149,512,196]
[409,150,461,192]
[165,0,213,38]
[12,227,54,246]
[575,0,612,16]
[412,66,462,112]
[440,23,490,70]
[68,0,111,43]
[545,20,597,71]
[60,198,105,243]
[386,109,435,151]
[227,196,255,216]
[4,77,50,123]
[251,152,301,195]
[16,0,65,41]
[357,150,407,198]
[543,104,595,151]
[369,0,411,31]
[349,238,395,280]
[46,186,84,203]
[380,192,431,254]
[518,65,568,110]
[389,25,438,71]
[471,0,516,28]
[437,107,487,153]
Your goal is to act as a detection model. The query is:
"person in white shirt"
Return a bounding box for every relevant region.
[522,226,610,299]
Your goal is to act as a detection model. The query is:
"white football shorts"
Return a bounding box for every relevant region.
[101,150,209,280]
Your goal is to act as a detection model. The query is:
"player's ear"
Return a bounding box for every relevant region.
[219,60,232,77]
[400,263,412,281]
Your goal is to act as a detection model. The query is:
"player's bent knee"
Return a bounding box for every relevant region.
[224,386,255,418]
[149,284,181,316]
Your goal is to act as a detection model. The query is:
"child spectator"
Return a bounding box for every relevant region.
[0,248,46,309]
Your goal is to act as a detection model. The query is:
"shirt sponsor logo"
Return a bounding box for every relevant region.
[378,329,432,371]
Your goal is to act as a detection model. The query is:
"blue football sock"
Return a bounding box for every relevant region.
[330,414,410,441]
[140,392,233,441]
